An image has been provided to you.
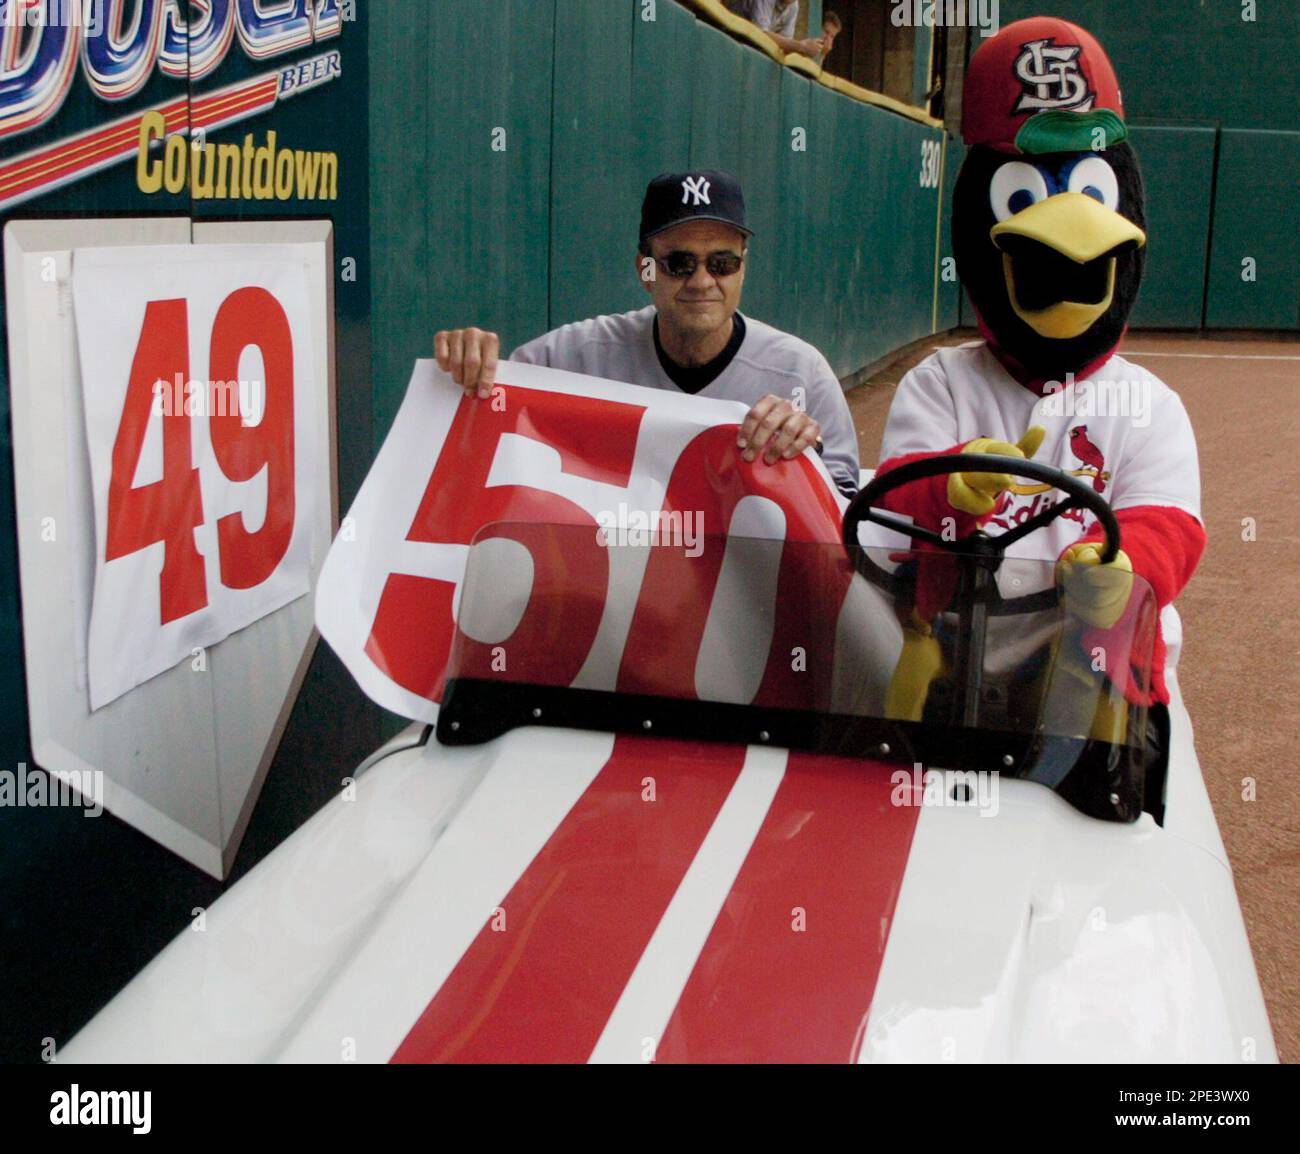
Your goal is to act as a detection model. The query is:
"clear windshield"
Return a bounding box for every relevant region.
[440,522,1158,822]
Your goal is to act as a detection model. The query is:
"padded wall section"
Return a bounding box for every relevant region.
[1127,125,1217,330]
[371,0,556,437]
[1205,129,1300,331]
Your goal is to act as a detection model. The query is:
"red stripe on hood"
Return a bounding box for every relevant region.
[390,735,745,1063]
[655,753,920,1063]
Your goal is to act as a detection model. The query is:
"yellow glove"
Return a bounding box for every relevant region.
[1057,543,1134,629]
[947,426,1046,516]
[885,617,946,722]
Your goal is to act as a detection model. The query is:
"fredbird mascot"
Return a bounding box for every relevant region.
[872,17,1206,778]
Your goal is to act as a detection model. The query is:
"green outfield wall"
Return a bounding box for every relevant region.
[368,0,948,443]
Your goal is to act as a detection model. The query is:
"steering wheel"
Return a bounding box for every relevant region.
[841,453,1122,729]
[842,453,1120,613]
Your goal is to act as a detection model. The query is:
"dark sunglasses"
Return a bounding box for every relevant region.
[654,250,745,279]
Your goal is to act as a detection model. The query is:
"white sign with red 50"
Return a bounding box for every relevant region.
[315,361,855,726]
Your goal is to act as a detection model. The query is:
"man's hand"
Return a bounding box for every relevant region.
[738,394,821,465]
[769,32,826,58]
[434,327,500,399]
[946,426,1045,516]
[1057,543,1134,629]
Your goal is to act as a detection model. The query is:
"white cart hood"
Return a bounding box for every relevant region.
[64,716,1275,1064]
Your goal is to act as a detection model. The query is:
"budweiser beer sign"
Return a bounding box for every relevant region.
[0,0,349,208]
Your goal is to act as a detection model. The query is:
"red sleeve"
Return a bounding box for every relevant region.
[874,444,984,621]
[1075,505,1206,609]
[1075,505,1206,705]
[875,443,984,539]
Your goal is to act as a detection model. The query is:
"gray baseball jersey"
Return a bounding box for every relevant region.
[728,0,799,38]
[509,305,859,496]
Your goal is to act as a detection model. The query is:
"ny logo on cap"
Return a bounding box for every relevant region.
[681,176,711,206]
[1012,39,1095,114]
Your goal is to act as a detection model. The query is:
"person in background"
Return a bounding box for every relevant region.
[816,11,842,66]
[434,169,860,498]
[727,0,826,59]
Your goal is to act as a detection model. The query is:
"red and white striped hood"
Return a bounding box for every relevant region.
[380,734,916,1065]
[63,721,1275,1064]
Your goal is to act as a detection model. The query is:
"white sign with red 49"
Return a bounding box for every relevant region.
[73,246,320,710]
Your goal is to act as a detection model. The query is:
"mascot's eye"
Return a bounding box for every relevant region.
[990,162,1049,222]
[1066,156,1119,210]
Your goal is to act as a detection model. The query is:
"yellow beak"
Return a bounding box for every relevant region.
[991,191,1146,263]
[990,192,1147,339]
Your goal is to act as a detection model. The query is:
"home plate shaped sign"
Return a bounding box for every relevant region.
[5,221,334,878]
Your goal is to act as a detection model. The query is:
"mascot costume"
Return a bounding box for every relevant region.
[872,18,1205,796]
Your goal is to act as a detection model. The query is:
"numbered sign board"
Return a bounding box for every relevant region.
[5,220,333,877]
[74,247,318,709]
[316,361,850,725]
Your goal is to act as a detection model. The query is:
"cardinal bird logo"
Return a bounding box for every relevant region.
[1069,425,1108,491]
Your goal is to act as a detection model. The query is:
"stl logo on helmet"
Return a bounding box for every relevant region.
[1012,38,1096,114]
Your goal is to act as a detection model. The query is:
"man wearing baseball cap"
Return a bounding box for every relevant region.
[435,169,859,497]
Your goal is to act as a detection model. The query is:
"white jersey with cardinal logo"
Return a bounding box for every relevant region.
[879,341,1202,572]
[875,341,1203,673]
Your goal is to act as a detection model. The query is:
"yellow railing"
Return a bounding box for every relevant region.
[679,0,944,130]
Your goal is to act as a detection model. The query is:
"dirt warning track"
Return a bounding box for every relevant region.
[847,330,1300,1064]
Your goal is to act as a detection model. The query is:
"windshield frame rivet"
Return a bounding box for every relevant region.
[879,742,891,755]
[758,730,770,742]
[642,719,653,730]
[1109,792,1121,807]
[1002,754,1014,767]
[532,707,542,719]
[449,720,459,732]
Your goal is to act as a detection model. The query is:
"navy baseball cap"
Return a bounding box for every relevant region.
[639,169,753,245]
